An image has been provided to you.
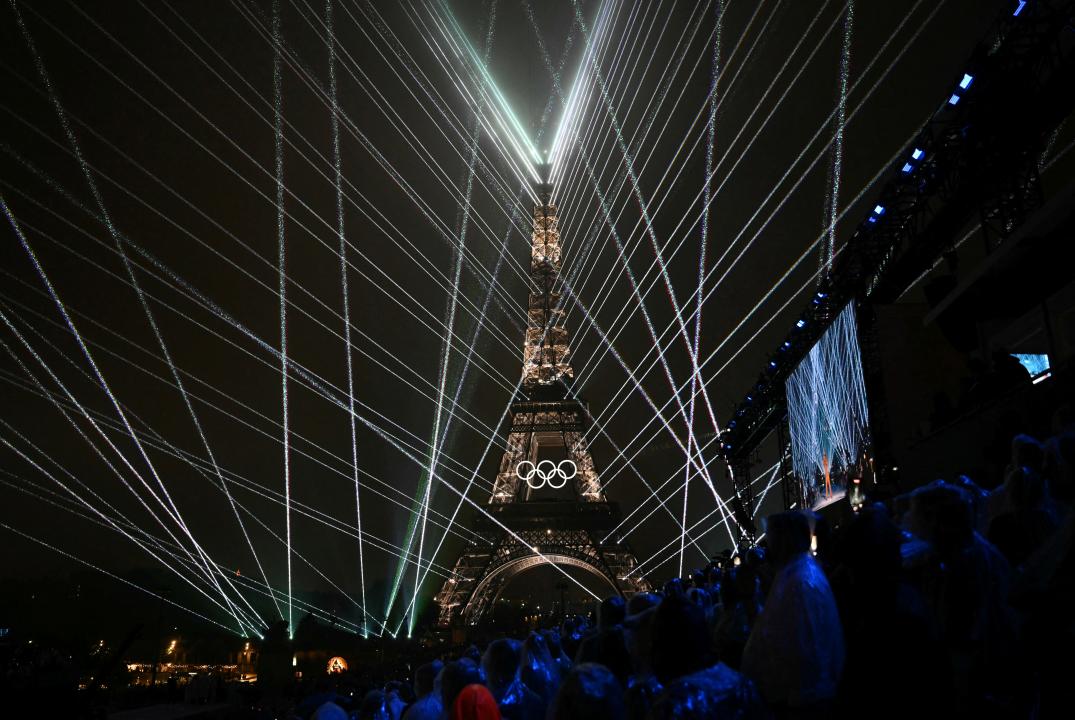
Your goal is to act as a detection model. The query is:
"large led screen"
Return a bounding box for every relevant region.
[785,303,870,509]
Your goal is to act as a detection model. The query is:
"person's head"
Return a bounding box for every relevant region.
[744,545,766,568]
[561,614,584,640]
[481,638,520,698]
[955,474,987,504]
[598,595,626,629]
[519,632,558,701]
[541,628,566,660]
[450,683,501,720]
[1006,465,1050,512]
[662,577,684,597]
[463,645,484,667]
[905,481,975,555]
[574,626,631,687]
[626,592,659,616]
[841,504,901,586]
[439,659,483,712]
[414,660,442,699]
[685,586,711,610]
[560,616,586,660]
[646,667,764,720]
[650,594,714,684]
[358,690,389,720]
[312,701,348,720]
[763,511,812,568]
[732,562,759,602]
[548,663,625,720]
[1011,433,1045,472]
[384,679,412,704]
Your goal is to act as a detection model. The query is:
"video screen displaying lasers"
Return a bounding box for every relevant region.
[785,303,871,509]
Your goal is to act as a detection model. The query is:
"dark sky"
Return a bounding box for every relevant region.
[0,0,1010,637]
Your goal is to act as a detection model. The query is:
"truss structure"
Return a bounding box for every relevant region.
[435,183,651,627]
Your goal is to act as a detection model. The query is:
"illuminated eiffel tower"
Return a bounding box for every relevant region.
[435,175,651,627]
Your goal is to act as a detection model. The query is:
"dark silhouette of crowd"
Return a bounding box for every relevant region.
[288,412,1075,720]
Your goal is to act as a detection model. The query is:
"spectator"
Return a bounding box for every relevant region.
[573,624,631,688]
[741,511,845,713]
[313,701,349,720]
[713,567,752,670]
[66,422,1074,720]
[540,628,572,678]
[518,632,559,704]
[403,661,443,720]
[622,606,661,720]
[831,505,952,719]
[358,690,392,720]
[626,592,660,616]
[646,663,767,720]
[440,660,483,718]
[988,466,1061,567]
[463,645,484,668]
[450,684,501,720]
[1011,433,1046,475]
[548,663,625,720]
[661,577,685,597]
[597,595,627,629]
[650,594,715,684]
[481,638,543,720]
[559,616,588,660]
[904,481,1022,714]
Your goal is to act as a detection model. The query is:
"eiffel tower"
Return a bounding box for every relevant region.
[435,175,651,627]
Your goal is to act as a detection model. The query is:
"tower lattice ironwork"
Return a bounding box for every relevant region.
[435,179,651,627]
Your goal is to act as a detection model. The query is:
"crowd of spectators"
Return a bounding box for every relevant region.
[278,414,1075,720]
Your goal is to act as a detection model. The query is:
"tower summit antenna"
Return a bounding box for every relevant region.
[535,162,552,204]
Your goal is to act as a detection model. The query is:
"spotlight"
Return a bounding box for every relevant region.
[948,93,961,106]
[782,341,791,349]
[1014,0,1027,15]
[959,73,974,89]
[796,319,806,329]
[873,205,885,215]
[769,360,778,369]
[902,150,924,174]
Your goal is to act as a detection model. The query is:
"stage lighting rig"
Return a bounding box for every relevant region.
[718,0,1074,471]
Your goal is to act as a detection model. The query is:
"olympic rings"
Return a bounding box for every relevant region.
[515,459,577,489]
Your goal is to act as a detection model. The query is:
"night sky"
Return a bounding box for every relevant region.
[0,0,1012,637]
